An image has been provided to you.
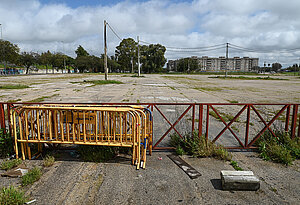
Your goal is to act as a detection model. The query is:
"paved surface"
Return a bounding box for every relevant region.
[1,151,299,204]
[1,73,300,204]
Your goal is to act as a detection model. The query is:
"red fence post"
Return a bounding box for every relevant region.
[291,104,298,139]
[198,104,203,139]
[245,105,251,148]
[205,105,210,141]
[192,104,195,133]
[285,105,291,132]
[0,103,5,129]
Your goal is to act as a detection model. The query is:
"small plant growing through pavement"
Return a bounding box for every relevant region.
[0,159,22,171]
[256,129,300,165]
[0,186,28,204]
[170,131,232,161]
[230,160,243,171]
[43,155,55,167]
[21,167,42,186]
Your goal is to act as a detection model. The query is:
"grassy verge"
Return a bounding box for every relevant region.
[0,84,30,89]
[21,167,42,186]
[256,130,300,165]
[0,186,28,204]
[0,159,22,170]
[209,76,288,80]
[170,131,232,161]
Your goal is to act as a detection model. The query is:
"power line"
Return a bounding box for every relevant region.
[106,22,122,41]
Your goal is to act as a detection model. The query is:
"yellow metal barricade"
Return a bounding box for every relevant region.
[11,105,153,169]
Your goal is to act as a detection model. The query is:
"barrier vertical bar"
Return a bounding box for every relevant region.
[291,104,298,139]
[198,104,203,139]
[205,105,210,141]
[285,105,291,132]
[7,103,12,134]
[245,105,251,147]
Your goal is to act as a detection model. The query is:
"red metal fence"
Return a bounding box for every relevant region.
[1,102,299,150]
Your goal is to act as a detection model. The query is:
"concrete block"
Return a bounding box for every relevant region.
[221,170,260,191]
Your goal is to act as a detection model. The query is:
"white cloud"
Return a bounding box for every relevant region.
[0,0,299,67]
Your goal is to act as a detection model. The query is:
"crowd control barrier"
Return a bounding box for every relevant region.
[10,104,153,169]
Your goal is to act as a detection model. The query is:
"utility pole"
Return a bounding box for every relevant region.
[104,20,108,80]
[62,41,66,74]
[137,36,140,77]
[131,57,134,73]
[0,24,2,39]
[225,42,229,77]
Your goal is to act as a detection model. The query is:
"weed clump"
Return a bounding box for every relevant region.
[0,186,28,205]
[256,130,300,165]
[170,131,232,161]
[0,159,22,171]
[43,155,55,167]
[0,129,14,158]
[21,167,42,186]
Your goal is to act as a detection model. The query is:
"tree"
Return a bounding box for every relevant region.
[75,45,89,58]
[0,40,20,69]
[18,52,38,74]
[39,50,56,73]
[115,38,137,72]
[271,63,282,72]
[141,44,166,73]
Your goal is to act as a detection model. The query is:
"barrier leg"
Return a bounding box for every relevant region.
[21,143,25,160]
[27,143,31,160]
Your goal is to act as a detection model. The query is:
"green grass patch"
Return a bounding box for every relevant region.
[21,167,42,186]
[25,94,59,103]
[209,76,288,80]
[0,186,29,205]
[121,99,129,102]
[0,159,22,170]
[256,130,300,165]
[229,100,239,103]
[194,87,222,92]
[7,99,22,103]
[83,80,123,85]
[0,129,15,158]
[170,131,232,161]
[230,160,243,171]
[0,84,30,89]
[43,155,55,167]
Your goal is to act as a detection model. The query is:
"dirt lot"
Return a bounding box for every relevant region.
[1,73,300,204]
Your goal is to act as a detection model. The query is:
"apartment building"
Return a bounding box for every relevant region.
[167,56,259,71]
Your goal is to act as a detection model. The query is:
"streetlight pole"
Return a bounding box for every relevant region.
[62,41,66,74]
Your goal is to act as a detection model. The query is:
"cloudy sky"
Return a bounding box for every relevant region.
[1,0,300,67]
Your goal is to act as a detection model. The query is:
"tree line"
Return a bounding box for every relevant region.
[0,38,166,74]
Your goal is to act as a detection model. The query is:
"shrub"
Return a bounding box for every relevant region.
[21,167,42,186]
[170,131,232,161]
[0,159,22,170]
[0,129,14,158]
[43,155,55,167]
[256,130,300,165]
[0,186,28,205]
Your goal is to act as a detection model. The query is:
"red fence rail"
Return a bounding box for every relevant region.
[1,102,299,150]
